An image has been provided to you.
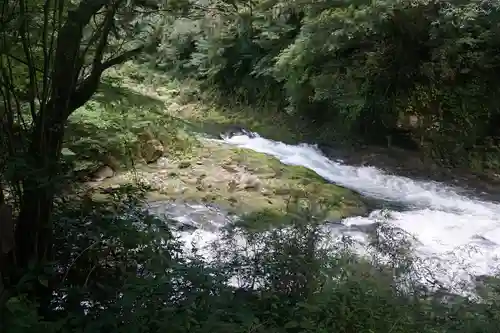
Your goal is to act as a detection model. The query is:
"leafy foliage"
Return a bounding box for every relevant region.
[3,189,500,332]
[154,0,500,169]
[4,0,500,332]
[0,0,169,299]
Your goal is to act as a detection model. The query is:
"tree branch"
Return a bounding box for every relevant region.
[92,0,123,72]
[18,0,38,123]
[62,45,144,117]
[101,45,144,71]
[47,0,109,122]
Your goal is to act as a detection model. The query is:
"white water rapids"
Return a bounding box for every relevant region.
[150,133,500,295]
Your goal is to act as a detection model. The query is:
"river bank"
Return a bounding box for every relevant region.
[104,62,500,202]
[64,62,366,228]
[65,61,500,213]
[85,138,366,225]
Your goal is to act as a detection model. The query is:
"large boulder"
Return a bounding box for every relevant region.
[90,165,115,182]
[219,126,257,140]
[137,130,165,164]
[140,138,165,164]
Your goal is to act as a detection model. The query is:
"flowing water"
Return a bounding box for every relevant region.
[147,133,500,295]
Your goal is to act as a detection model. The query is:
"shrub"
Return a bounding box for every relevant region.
[3,189,500,332]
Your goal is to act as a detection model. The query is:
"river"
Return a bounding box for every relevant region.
[147,132,500,296]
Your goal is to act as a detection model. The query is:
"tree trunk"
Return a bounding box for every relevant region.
[15,113,65,268]
[11,110,66,317]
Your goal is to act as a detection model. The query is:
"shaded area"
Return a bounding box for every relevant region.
[6,179,500,332]
[120,62,318,144]
[64,79,199,172]
[192,94,315,144]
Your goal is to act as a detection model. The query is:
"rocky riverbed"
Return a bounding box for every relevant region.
[83,138,367,227]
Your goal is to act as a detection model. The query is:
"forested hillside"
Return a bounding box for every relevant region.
[2,0,500,332]
[154,0,500,171]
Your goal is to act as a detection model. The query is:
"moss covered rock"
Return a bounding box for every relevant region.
[94,140,366,219]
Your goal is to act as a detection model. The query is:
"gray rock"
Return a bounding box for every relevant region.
[156,156,170,168]
[141,139,164,164]
[219,126,257,140]
[91,165,115,181]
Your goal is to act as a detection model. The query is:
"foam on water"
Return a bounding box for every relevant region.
[216,134,500,293]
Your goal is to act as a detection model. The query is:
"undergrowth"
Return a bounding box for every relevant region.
[2,187,500,333]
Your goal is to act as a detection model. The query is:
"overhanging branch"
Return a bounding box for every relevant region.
[100,45,144,71]
[61,45,144,118]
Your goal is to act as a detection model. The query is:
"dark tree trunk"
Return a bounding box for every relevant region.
[12,0,109,268]
[12,107,66,318]
[15,112,65,268]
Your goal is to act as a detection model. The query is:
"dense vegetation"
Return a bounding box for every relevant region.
[4,190,500,333]
[2,0,500,332]
[155,0,500,171]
